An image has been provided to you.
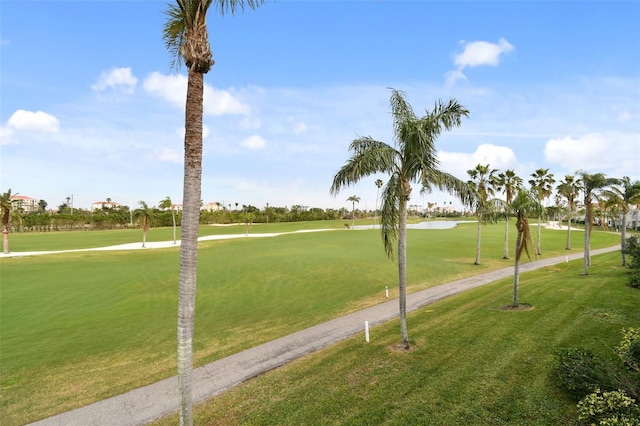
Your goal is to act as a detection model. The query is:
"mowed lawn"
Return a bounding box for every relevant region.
[4,220,349,252]
[0,222,623,424]
[154,251,640,425]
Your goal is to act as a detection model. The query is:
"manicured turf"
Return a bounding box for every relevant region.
[0,222,623,424]
[4,220,352,252]
[154,251,640,425]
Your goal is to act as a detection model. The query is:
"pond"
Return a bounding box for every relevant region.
[350,220,476,230]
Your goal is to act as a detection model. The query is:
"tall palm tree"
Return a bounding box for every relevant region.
[331,89,472,350]
[347,195,360,227]
[163,1,263,424]
[1,189,16,254]
[467,164,498,265]
[557,174,581,250]
[602,177,640,266]
[510,189,544,307]
[577,170,619,275]
[495,169,523,259]
[159,196,177,244]
[375,178,383,221]
[528,168,555,255]
[135,201,153,248]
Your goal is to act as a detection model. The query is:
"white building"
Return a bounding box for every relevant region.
[10,195,38,212]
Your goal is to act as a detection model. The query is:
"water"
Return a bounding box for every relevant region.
[351,220,475,230]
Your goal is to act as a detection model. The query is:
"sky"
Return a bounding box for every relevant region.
[1,0,639,212]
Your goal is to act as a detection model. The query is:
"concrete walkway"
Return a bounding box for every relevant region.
[28,245,620,426]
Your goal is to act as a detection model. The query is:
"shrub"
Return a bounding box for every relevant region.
[576,388,640,426]
[627,274,640,289]
[553,348,619,401]
[616,328,640,373]
[624,236,640,270]
[625,236,640,288]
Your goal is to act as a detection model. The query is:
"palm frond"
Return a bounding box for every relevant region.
[380,175,401,258]
[422,98,470,134]
[212,0,264,16]
[420,170,476,209]
[512,189,545,261]
[163,3,187,70]
[330,137,396,196]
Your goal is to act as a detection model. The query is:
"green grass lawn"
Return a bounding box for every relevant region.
[0,222,623,424]
[4,220,354,252]
[154,251,640,425]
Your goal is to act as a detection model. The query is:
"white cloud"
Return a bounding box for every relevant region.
[438,143,521,179]
[455,38,514,68]
[544,132,640,177]
[239,116,262,130]
[0,126,15,145]
[143,72,250,116]
[617,110,633,123]
[240,134,266,150]
[293,122,308,134]
[91,67,137,93]
[6,109,60,133]
[446,38,514,85]
[203,85,250,116]
[156,148,183,163]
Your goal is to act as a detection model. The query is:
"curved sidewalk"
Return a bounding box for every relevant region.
[28,245,620,426]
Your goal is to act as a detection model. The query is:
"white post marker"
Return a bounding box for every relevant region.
[365,320,370,343]
[565,256,569,263]
[385,285,389,298]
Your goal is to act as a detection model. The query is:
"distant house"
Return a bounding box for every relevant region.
[203,201,223,212]
[10,195,38,212]
[91,201,122,210]
[172,204,183,212]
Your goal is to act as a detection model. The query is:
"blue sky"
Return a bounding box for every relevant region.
[2,0,639,212]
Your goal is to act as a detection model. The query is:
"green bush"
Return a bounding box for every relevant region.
[577,388,640,426]
[624,236,640,289]
[627,274,640,289]
[624,236,640,270]
[616,328,640,373]
[553,348,619,401]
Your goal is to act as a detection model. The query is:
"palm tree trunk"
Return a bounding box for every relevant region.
[351,202,355,227]
[536,214,542,255]
[513,251,521,307]
[2,225,9,254]
[474,217,481,265]
[621,213,627,266]
[565,212,572,250]
[172,209,177,245]
[398,196,409,350]
[583,209,591,275]
[503,215,509,259]
[177,68,204,426]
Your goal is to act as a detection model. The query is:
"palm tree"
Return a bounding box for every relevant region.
[136,201,153,248]
[331,89,472,350]
[467,164,498,265]
[602,177,640,266]
[495,169,523,259]
[528,168,555,255]
[347,195,360,227]
[577,170,619,275]
[375,178,383,221]
[159,196,177,244]
[557,174,581,250]
[163,1,263,424]
[1,189,16,254]
[510,189,544,307]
